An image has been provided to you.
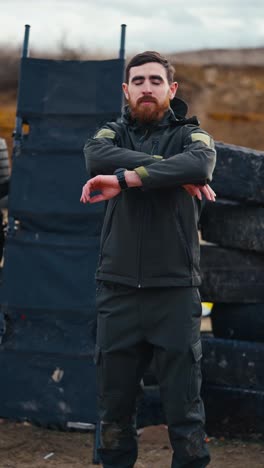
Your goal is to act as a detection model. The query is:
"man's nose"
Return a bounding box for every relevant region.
[142,80,152,94]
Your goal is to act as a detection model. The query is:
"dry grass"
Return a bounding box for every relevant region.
[0,101,16,156]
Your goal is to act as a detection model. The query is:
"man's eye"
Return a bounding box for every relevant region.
[152,79,161,85]
[134,80,143,85]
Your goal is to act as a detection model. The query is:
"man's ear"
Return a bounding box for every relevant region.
[169,81,178,100]
[122,83,129,100]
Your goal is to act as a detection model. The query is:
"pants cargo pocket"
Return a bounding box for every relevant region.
[188,339,202,401]
[94,344,101,365]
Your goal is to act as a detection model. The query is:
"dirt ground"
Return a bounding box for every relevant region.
[0,420,264,468]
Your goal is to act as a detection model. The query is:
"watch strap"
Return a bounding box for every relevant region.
[114,168,128,190]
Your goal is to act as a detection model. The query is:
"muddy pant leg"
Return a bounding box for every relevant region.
[164,351,210,468]
[147,287,210,468]
[95,282,152,468]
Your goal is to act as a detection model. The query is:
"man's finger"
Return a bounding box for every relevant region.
[80,194,89,203]
[80,184,91,203]
[201,185,215,201]
[89,194,105,203]
[206,185,216,201]
[192,187,202,200]
[205,184,216,196]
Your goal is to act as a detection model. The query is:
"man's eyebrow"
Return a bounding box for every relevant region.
[149,75,164,81]
[131,74,164,83]
[131,75,145,82]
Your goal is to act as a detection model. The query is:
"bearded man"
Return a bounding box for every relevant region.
[81,51,216,468]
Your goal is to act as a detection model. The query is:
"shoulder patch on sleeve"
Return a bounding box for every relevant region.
[191,132,211,147]
[94,129,116,139]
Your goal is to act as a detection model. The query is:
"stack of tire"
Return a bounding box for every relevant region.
[199,141,264,436]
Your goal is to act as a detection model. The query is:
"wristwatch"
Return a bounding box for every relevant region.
[114,168,128,190]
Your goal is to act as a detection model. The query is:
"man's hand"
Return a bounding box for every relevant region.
[81,171,142,204]
[183,184,216,201]
[80,175,121,204]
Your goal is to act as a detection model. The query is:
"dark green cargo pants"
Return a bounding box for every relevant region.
[95,281,210,468]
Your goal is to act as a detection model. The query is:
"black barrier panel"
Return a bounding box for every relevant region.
[18,58,124,117]
[1,230,100,310]
[1,307,96,355]
[0,350,97,427]
[18,115,116,153]
[8,151,104,233]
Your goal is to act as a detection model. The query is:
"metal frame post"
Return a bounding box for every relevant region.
[119,24,126,60]
[14,25,31,146]
[119,24,127,112]
[22,24,30,58]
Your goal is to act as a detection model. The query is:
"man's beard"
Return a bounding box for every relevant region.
[129,95,170,124]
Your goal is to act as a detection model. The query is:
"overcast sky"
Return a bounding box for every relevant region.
[1,0,264,55]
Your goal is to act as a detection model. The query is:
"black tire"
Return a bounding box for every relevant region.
[200,199,264,253]
[200,245,264,303]
[202,336,264,389]
[144,336,264,392]
[140,383,264,435]
[203,384,264,436]
[211,303,264,342]
[213,142,264,203]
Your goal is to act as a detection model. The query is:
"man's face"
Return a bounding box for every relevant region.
[122,62,178,124]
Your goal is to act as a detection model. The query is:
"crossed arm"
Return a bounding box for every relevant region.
[80,171,216,204]
[81,127,216,204]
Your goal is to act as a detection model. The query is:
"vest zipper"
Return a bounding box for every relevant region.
[176,206,194,276]
[151,138,159,155]
[137,129,149,288]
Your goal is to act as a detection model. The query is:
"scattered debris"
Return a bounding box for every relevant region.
[43,452,54,460]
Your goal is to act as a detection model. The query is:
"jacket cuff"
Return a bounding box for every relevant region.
[134,166,149,179]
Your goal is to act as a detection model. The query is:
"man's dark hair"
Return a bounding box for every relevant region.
[125,51,175,84]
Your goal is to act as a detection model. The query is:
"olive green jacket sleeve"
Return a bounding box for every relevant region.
[84,125,161,177]
[134,127,216,188]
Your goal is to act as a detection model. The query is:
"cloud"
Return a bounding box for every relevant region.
[0,0,264,53]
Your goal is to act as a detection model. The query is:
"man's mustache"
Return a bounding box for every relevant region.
[137,96,157,104]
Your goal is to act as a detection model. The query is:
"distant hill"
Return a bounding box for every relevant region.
[168,48,264,66]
